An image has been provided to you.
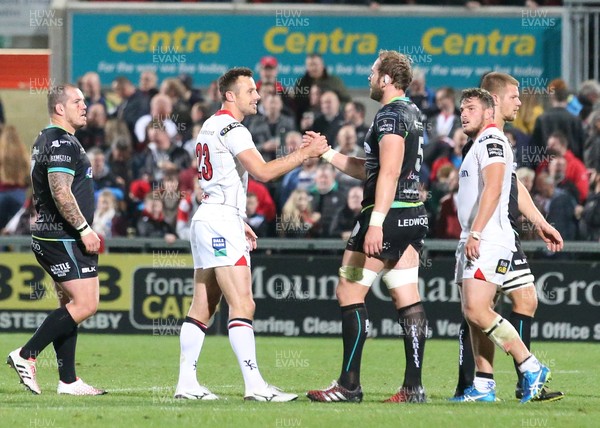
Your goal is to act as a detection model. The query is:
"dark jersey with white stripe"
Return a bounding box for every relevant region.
[362,97,424,206]
[31,126,94,240]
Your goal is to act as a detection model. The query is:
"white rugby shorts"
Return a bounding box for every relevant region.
[454,240,513,286]
[190,204,250,269]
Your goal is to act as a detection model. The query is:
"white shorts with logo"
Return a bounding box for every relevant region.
[454,240,513,286]
[190,204,250,269]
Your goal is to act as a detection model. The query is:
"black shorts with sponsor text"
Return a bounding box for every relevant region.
[346,204,428,260]
[32,237,99,282]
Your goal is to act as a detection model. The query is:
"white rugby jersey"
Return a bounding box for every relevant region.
[457,124,515,250]
[192,110,255,217]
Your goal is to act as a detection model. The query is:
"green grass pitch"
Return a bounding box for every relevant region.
[1,334,598,428]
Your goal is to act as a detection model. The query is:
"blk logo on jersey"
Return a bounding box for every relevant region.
[495,259,510,274]
[82,266,97,273]
[486,142,504,158]
[212,237,227,257]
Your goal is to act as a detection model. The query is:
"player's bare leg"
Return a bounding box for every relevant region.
[175,268,221,400]
[458,278,551,403]
[216,265,297,402]
[383,246,427,403]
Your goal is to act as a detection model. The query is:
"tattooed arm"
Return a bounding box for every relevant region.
[48,172,100,253]
[48,172,87,228]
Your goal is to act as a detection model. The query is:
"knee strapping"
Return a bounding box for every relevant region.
[339,266,378,287]
[381,266,419,289]
[483,315,520,353]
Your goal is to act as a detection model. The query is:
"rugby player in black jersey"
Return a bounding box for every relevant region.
[306,50,428,403]
[7,84,106,395]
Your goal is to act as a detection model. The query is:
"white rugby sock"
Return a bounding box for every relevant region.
[228,318,266,393]
[518,354,542,373]
[177,319,207,389]
[473,376,496,393]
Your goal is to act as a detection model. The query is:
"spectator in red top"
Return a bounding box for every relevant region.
[247,178,276,223]
[536,131,589,203]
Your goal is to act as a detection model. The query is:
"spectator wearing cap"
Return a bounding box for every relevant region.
[257,56,284,94]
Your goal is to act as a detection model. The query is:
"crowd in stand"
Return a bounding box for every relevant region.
[0,52,599,247]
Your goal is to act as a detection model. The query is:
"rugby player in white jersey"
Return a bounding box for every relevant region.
[453,88,553,403]
[452,73,564,402]
[174,67,328,401]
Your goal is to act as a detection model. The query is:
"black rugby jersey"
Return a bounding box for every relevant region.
[362,97,424,206]
[31,125,94,240]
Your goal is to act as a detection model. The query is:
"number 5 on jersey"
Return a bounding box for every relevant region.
[196,143,213,181]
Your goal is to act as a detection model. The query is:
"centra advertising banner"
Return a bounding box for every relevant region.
[69,12,561,90]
